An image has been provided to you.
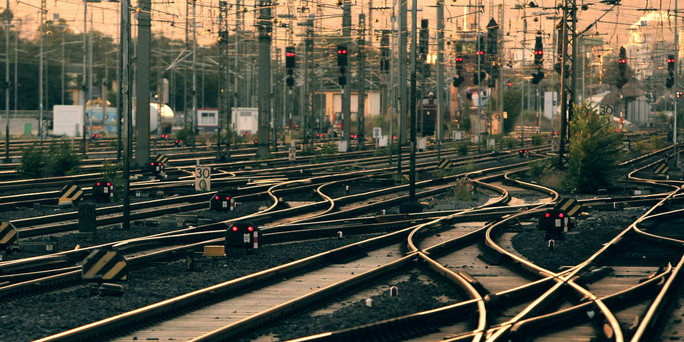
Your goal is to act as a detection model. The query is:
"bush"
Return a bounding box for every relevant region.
[17,145,45,178]
[456,142,469,156]
[565,103,625,193]
[175,126,197,146]
[18,139,81,178]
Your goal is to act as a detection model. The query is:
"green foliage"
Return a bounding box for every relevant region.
[503,136,517,148]
[102,161,123,202]
[527,158,555,179]
[175,127,197,147]
[17,145,45,178]
[447,177,476,201]
[531,134,543,145]
[527,157,567,189]
[17,139,81,178]
[632,135,666,155]
[565,103,625,193]
[456,141,469,156]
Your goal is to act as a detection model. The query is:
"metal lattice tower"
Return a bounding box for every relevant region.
[217,0,229,160]
[557,0,579,168]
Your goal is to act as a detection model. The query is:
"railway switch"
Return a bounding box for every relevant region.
[210,193,235,211]
[225,222,260,252]
[93,181,114,202]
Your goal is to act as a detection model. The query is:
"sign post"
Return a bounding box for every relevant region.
[195,162,211,191]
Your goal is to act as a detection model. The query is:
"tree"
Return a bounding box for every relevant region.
[565,102,625,193]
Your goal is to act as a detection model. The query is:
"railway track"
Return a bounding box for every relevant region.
[2,139,683,341]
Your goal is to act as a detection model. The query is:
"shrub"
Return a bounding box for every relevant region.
[18,139,81,178]
[456,142,469,156]
[565,103,625,193]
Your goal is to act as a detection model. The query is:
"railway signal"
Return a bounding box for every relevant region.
[666,54,675,88]
[285,46,296,69]
[225,222,260,253]
[534,35,544,67]
[616,46,628,89]
[538,209,572,244]
[336,44,348,86]
[286,46,295,88]
[210,192,235,211]
[453,56,465,87]
[93,180,114,202]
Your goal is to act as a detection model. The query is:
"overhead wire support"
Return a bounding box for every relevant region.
[557,0,579,169]
[217,0,230,161]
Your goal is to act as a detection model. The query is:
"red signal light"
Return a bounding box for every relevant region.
[247,226,255,232]
[475,50,485,55]
[96,182,101,186]
[231,226,239,232]
[225,196,230,200]
[558,212,565,218]
[507,82,513,87]
[214,195,220,200]
[106,182,111,186]
[544,212,551,218]
[618,58,627,64]
[455,57,463,62]
[150,162,155,166]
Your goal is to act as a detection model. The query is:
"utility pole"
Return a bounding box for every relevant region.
[557,0,578,168]
[397,0,407,174]
[135,0,151,167]
[256,0,273,158]
[4,0,10,163]
[303,14,314,152]
[120,0,132,230]
[436,0,445,158]
[81,0,87,151]
[409,0,417,201]
[217,0,229,161]
[341,0,351,152]
[191,0,197,150]
[38,0,46,142]
[674,0,679,167]
[356,13,366,150]
[520,18,526,147]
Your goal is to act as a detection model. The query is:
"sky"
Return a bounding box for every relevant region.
[6,0,682,56]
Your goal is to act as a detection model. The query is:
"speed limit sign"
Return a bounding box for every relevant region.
[194,166,211,191]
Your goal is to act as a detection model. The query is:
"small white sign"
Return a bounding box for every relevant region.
[417,137,426,151]
[378,135,388,147]
[452,131,465,140]
[194,166,211,191]
[338,140,348,152]
[373,127,382,139]
[288,147,296,161]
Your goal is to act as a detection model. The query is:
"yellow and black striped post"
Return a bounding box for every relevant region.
[81,249,128,282]
[554,198,582,217]
[654,163,670,176]
[0,221,18,249]
[58,184,84,206]
[155,154,169,164]
[437,159,453,169]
